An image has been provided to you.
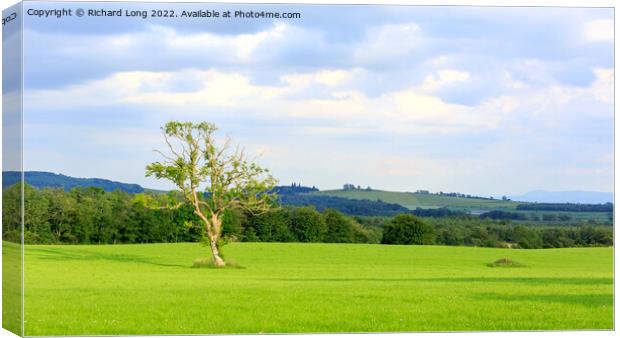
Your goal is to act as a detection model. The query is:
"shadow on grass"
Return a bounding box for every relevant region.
[271,277,612,286]
[26,247,186,268]
[472,292,613,307]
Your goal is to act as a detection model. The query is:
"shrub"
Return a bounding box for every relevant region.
[289,206,327,242]
[381,214,434,245]
[487,258,525,268]
[323,209,355,243]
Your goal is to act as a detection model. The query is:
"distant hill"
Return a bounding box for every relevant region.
[2,171,144,193]
[312,189,519,212]
[275,185,467,217]
[509,190,613,204]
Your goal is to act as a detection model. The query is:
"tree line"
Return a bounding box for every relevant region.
[360,214,612,249]
[480,209,612,223]
[2,184,380,245]
[516,202,613,212]
[2,184,613,249]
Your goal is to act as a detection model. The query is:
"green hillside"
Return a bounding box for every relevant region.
[312,189,520,212]
[21,242,612,335]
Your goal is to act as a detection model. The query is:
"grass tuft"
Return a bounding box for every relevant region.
[487,258,526,268]
[191,257,245,269]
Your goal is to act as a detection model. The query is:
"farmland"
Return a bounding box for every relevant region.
[313,189,522,211]
[21,241,613,335]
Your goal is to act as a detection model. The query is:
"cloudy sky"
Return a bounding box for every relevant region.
[20,2,613,195]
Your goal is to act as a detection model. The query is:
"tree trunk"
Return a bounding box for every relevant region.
[209,236,226,267]
[208,214,226,267]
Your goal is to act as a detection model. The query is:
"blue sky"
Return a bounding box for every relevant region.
[20,2,614,195]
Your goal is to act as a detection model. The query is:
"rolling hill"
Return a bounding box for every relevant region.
[2,171,144,193]
[311,189,520,213]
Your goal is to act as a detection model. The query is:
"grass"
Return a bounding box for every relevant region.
[16,241,613,335]
[2,241,22,336]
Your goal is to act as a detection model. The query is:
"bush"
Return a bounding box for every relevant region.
[381,214,434,245]
[323,209,355,243]
[487,258,525,268]
[289,206,327,242]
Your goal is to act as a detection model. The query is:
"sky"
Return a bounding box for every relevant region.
[18,2,614,196]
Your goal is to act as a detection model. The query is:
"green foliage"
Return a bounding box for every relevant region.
[221,208,246,241]
[427,217,613,249]
[145,121,277,220]
[3,183,613,249]
[382,214,435,245]
[244,208,294,242]
[2,184,22,243]
[289,206,327,242]
[2,184,203,245]
[24,184,52,244]
[323,209,355,243]
[511,225,543,249]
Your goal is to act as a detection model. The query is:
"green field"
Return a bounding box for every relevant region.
[313,189,520,211]
[2,241,21,336]
[17,242,613,335]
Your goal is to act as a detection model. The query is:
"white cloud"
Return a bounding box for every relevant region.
[417,69,471,93]
[591,68,614,104]
[23,67,526,136]
[280,69,361,88]
[26,66,613,139]
[582,19,613,42]
[157,23,289,62]
[21,8,614,194]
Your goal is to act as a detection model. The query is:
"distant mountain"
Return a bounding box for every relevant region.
[2,171,144,193]
[509,190,613,204]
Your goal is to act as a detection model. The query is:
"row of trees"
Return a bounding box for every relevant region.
[2,184,204,244]
[480,209,612,223]
[427,217,613,249]
[516,202,613,212]
[372,213,612,248]
[2,184,381,245]
[3,183,612,249]
[241,207,381,243]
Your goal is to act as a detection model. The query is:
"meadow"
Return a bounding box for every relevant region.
[16,241,613,335]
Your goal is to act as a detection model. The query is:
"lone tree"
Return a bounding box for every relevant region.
[146,121,277,267]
